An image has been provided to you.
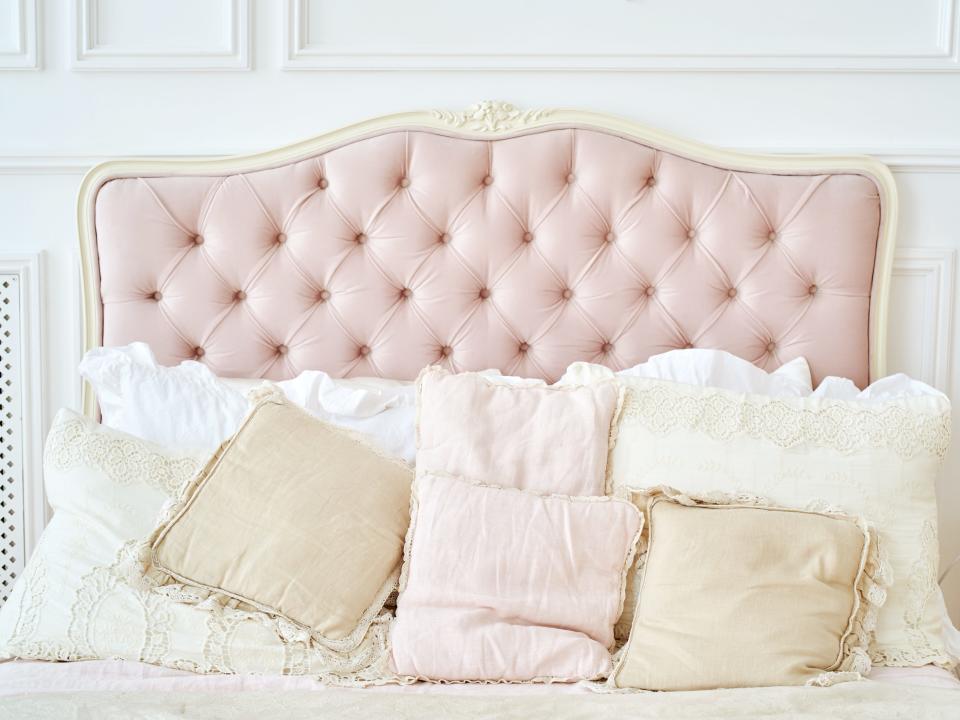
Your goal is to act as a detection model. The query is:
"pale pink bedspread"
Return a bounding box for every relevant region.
[0,658,956,694]
[0,659,957,720]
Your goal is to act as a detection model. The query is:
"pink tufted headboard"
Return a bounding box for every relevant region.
[78,103,897,416]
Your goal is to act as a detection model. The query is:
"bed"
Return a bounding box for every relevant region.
[2,101,957,717]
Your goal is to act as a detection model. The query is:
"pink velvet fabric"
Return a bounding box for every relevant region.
[415,366,620,495]
[390,473,641,682]
[93,127,881,387]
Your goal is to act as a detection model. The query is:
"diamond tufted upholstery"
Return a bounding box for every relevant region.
[93,127,882,387]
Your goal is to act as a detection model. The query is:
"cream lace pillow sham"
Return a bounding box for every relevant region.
[593,371,951,668]
[612,489,884,691]
[144,386,413,652]
[0,409,386,677]
[416,366,622,495]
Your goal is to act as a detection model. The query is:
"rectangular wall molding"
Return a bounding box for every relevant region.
[283,0,960,72]
[0,255,44,597]
[0,0,38,69]
[70,0,250,71]
[889,247,956,390]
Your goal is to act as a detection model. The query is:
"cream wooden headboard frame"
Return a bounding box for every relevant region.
[76,101,897,415]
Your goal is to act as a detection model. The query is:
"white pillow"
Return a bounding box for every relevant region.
[79,344,420,462]
[560,349,812,397]
[79,343,247,455]
[0,409,387,677]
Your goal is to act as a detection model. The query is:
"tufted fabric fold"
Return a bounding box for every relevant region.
[94,127,882,386]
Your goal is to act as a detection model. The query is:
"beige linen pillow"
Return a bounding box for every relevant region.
[612,489,884,691]
[146,385,413,651]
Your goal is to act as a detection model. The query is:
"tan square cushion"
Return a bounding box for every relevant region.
[148,386,413,651]
[612,489,883,691]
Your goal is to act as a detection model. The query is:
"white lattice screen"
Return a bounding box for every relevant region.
[0,275,24,605]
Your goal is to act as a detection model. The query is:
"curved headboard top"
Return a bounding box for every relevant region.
[78,102,896,415]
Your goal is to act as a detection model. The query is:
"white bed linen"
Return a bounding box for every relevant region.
[0,660,957,720]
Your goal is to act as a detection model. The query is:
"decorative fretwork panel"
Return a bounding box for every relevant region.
[0,276,24,605]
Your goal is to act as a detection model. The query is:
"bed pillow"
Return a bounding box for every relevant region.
[0,409,388,678]
[584,365,952,668]
[612,489,883,691]
[390,473,641,682]
[144,386,413,651]
[561,349,812,397]
[415,366,622,495]
[79,343,419,461]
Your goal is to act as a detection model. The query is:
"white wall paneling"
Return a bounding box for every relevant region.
[0,0,37,69]
[5,0,960,621]
[889,248,956,391]
[70,0,250,70]
[284,0,960,71]
[0,256,44,591]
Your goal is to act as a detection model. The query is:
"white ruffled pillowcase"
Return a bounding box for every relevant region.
[79,343,420,463]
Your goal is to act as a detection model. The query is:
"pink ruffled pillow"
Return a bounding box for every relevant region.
[390,473,642,682]
[415,366,622,495]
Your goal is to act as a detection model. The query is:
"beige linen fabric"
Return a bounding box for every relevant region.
[613,490,882,691]
[149,386,413,650]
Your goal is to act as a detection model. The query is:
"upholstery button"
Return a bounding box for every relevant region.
[276,233,287,244]
[193,234,204,246]
[605,232,615,243]
[522,231,533,243]
[234,290,246,301]
[318,289,330,302]
[566,173,576,184]
[355,233,367,244]
[647,177,657,187]
[601,342,614,353]
[519,342,529,353]
[687,229,697,239]
[440,345,452,357]
[151,291,163,301]
[400,287,412,299]
[439,232,451,244]
[727,288,737,298]
[359,345,371,357]
[318,178,328,189]
[766,341,776,352]
[479,288,491,300]
[277,344,288,356]
[684,342,694,349]
[808,284,818,296]
[561,288,573,300]
[194,347,205,358]
[482,175,493,186]
[399,177,411,188]
[768,231,778,241]
[645,286,656,297]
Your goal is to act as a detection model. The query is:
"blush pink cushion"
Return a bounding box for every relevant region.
[415,366,621,495]
[390,473,641,682]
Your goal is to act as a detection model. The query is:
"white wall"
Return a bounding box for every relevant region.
[2,1,960,620]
